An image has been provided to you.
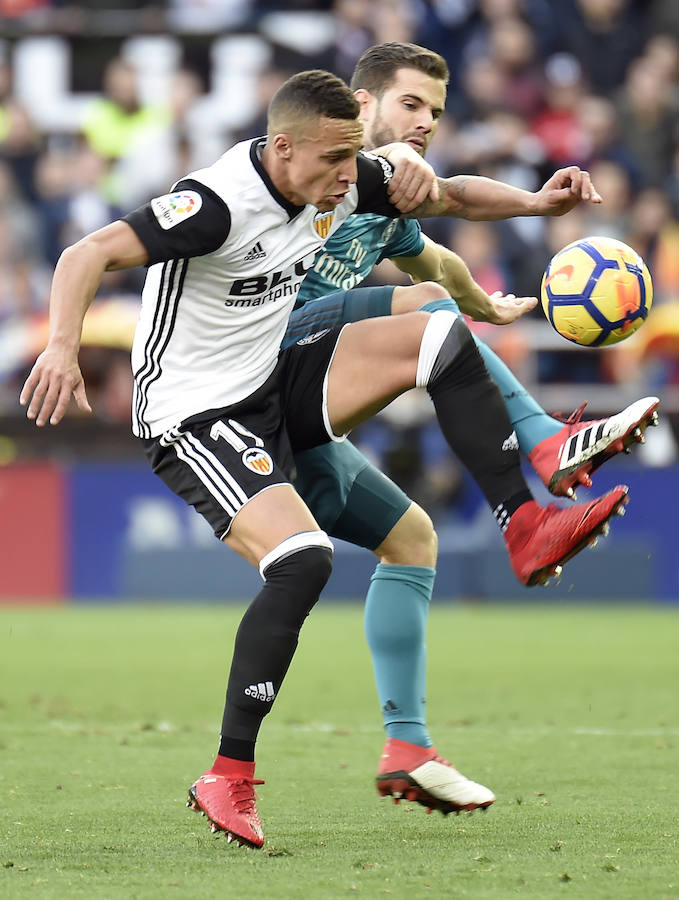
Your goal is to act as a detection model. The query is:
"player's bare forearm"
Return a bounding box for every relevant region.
[405,175,539,221]
[394,237,536,324]
[395,238,492,315]
[20,243,106,425]
[405,166,601,221]
[48,244,108,349]
[45,223,147,350]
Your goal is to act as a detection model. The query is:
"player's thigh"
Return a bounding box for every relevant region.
[326,312,430,434]
[294,440,411,550]
[225,484,319,568]
[282,286,394,350]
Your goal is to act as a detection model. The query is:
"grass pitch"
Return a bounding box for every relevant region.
[1,602,677,899]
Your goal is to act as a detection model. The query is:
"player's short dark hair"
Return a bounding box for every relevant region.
[268,70,360,131]
[350,42,449,97]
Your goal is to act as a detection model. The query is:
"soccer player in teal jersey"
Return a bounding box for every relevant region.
[282,42,660,813]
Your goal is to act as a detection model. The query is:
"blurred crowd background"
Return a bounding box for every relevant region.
[1,0,679,514]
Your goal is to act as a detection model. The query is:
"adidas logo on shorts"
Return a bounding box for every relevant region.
[245,681,275,702]
[296,329,330,346]
[502,430,519,452]
[244,242,266,261]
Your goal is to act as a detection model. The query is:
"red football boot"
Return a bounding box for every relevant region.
[187,771,265,848]
[528,397,659,498]
[376,738,495,815]
[505,486,629,586]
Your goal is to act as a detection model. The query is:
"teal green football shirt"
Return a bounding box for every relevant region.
[295,214,424,305]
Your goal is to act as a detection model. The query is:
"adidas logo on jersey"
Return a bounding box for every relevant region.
[244,681,275,702]
[244,242,266,261]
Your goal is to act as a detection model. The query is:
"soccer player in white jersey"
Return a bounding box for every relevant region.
[283,42,660,818]
[22,70,631,848]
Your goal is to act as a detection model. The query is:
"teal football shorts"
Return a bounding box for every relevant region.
[293,440,411,550]
[282,285,393,349]
[284,285,410,550]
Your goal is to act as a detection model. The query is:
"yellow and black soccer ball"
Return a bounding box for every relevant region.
[540,235,653,346]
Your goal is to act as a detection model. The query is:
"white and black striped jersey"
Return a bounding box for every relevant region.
[124,138,398,438]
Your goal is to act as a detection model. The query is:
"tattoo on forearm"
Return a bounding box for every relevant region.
[406,176,470,219]
[447,177,470,216]
[452,177,470,201]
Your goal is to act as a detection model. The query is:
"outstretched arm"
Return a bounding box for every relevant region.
[20,221,148,426]
[405,166,602,221]
[393,235,537,324]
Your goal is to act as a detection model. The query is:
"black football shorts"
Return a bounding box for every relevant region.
[143,326,345,539]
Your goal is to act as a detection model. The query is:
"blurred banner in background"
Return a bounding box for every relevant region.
[2,458,677,602]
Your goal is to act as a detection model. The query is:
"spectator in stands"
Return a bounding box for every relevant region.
[483,15,545,118]
[667,146,679,219]
[614,54,679,188]
[330,0,376,82]
[33,145,79,267]
[643,33,679,101]
[626,187,679,305]
[581,159,633,241]
[0,98,42,205]
[530,54,587,169]
[81,57,168,203]
[0,161,49,322]
[559,0,645,94]
[576,92,643,187]
[457,53,506,123]
[0,57,11,138]
[113,68,210,210]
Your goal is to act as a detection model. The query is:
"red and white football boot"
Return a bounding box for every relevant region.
[529,397,659,498]
[376,738,495,815]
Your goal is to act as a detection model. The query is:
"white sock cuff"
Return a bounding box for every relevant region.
[259,530,334,579]
[415,310,459,388]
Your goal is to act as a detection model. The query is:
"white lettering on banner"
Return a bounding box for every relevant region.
[125,496,215,549]
[125,497,183,549]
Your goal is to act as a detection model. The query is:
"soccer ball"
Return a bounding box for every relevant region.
[540,235,653,347]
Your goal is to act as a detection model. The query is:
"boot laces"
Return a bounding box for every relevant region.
[228,778,265,816]
[553,401,588,426]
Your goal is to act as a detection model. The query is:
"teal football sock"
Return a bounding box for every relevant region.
[420,298,560,453]
[364,563,435,748]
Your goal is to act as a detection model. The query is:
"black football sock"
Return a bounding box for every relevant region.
[417,311,533,528]
[219,542,333,759]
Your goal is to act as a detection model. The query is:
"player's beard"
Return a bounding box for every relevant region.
[365,111,399,153]
[368,112,426,157]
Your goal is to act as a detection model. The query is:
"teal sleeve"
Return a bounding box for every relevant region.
[376,219,424,263]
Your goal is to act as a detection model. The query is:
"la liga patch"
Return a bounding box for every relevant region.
[151,191,203,230]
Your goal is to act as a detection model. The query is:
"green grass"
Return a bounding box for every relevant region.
[1,603,677,899]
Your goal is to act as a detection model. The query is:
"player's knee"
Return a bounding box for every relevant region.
[392,281,450,316]
[298,544,334,595]
[416,309,484,391]
[261,533,334,621]
[376,503,438,568]
[417,281,451,306]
